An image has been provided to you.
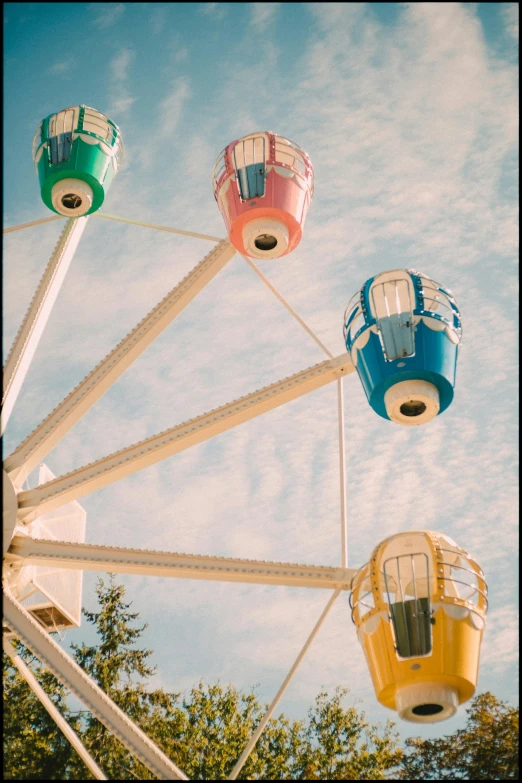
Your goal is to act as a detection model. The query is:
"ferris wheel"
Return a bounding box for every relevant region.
[2,106,489,781]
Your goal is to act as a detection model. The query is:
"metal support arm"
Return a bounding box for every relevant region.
[5,240,236,487]
[7,536,357,588]
[16,353,354,522]
[2,217,88,435]
[3,593,188,780]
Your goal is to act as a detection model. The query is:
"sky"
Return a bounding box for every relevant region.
[3,0,519,752]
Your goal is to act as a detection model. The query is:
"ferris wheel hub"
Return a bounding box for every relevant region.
[51,178,93,216]
[2,469,18,558]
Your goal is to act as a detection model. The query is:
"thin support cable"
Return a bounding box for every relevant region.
[94,213,223,242]
[241,254,334,359]
[3,213,223,242]
[3,216,64,233]
[337,378,348,568]
[228,589,341,780]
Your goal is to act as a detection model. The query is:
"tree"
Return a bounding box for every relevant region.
[290,688,403,780]
[399,692,519,780]
[70,575,185,780]
[69,576,293,779]
[165,681,296,780]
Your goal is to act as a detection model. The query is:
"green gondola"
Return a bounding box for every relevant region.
[32,105,123,216]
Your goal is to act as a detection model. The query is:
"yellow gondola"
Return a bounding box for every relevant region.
[350,531,488,722]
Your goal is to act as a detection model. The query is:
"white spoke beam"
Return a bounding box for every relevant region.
[3,593,188,781]
[3,638,107,780]
[228,589,341,780]
[5,240,236,487]
[7,536,357,588]
[95,212,223,242]
[2,217,88,435]
[16,353,354,522]
[2,215,64,233]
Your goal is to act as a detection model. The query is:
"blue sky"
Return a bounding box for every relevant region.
[3,1,518,748]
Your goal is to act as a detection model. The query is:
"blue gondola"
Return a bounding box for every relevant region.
[343,269,462,426]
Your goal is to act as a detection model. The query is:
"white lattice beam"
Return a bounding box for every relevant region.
[16,352,354,522]
[5,240,236,487]
[2,217,88,434]
[7,536,357,588]
[337,378,348,568]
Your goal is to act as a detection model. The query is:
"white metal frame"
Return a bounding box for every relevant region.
[6,536,356,589]
[3,213,355,780]
[2,217,88,434]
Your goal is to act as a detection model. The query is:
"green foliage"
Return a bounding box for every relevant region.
[165,681,294,780]
[398,692,519,780]
[287,688,402,780]
[70,575,179,780]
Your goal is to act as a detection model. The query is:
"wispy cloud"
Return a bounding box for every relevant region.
[90,2,125,30]
[480,606,519,672]
[107,47,136,119]
[150,5,167,35]
[110,48,133,81]
[109,96,136,116]
[199,2,227,21]
[48,61,71,75]
[500,2,519,41]
[250,2,281,30]
[173,46,189,63]
[166,33,190,65]
[157,77,191,138]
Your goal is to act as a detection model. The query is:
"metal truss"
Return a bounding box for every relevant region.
[5,238,236,487]
[3,212,355,781]
[2,217,88,434]
[15,351,352,522]
[6,536,356,589]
